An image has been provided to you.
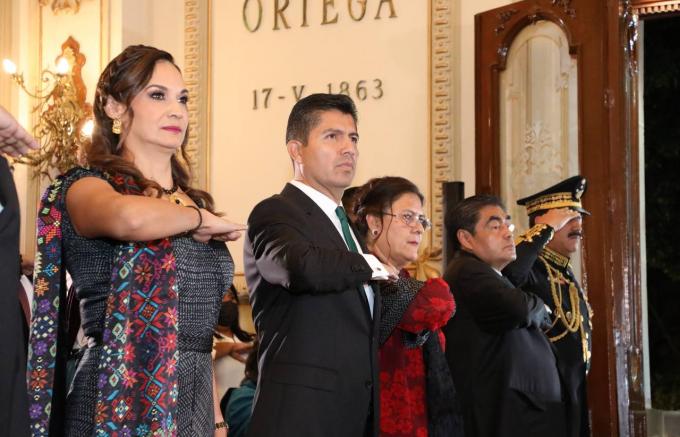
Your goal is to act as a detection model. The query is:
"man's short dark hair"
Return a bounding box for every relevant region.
[286,93,358,144]
[445,194,506,252]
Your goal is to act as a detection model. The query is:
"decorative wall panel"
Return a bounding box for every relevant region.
[499,20,578,231]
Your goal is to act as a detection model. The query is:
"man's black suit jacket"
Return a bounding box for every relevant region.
[244,183,380,437]
[0,156,29,436]
[442,251,566,437]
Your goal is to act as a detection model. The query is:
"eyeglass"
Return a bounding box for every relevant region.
[383,211,432,230]
[486,221,515,233]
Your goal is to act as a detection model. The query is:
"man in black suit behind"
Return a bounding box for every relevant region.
[442,194,567,437]
[0,105,39,437]
[244,94,394,437]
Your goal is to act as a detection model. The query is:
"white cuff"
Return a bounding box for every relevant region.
[361,254,390,280]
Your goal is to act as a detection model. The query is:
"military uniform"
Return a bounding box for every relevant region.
[503,176,593,437]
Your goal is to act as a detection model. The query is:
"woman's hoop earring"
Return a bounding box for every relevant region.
[371,229,379,237]
[112,118,122,134]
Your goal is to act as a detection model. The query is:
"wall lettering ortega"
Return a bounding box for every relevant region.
[240,1,399,110]
[243,0,398,32]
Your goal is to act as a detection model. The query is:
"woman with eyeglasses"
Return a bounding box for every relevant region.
[351,176,463,437]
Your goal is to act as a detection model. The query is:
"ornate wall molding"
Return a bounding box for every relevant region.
[632,0,680,15]
[551,0,576,18]
[499,20,579,232]
[430,0,455,271]
[495,9,518,35]
[39,0,82,14]
[184,0,210,190]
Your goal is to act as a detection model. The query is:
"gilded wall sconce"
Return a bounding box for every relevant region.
[3,36,92,178]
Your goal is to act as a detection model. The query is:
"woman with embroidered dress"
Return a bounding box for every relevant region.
[352,176,463,437]
[27,45,242,436]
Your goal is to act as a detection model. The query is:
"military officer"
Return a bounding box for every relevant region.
[503,175,594,437]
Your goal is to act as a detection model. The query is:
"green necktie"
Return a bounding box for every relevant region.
[335,206,359,252]
[336,206,374,317]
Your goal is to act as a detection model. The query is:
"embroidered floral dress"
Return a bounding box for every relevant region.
[378,273,457,437]
[27,169,234,437]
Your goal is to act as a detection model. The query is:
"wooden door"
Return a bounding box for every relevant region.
[475,1,645,436]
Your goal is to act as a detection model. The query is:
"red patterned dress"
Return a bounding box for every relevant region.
[378,274,456,437]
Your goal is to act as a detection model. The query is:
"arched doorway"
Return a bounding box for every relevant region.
[475,1,648,435]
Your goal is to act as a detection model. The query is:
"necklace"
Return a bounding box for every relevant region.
[161,184,179,196]
[161,184,185,206]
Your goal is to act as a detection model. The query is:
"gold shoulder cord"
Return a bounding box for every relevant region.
[515,223,552,245]
[539,256,592,364]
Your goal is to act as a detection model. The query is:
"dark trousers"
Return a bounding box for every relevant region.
[499,390,567,437]
[462,390,567,437]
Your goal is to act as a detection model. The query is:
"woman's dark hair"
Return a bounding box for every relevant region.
[352,176,425,238]
[217,286,254,342]
[87,44,215,211]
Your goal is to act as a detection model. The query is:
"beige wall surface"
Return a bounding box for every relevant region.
[210,1,430,274]
[118,0,185,70]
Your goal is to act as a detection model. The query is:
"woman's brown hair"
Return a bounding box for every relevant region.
[87,45,215,211]
[352,176,425,238]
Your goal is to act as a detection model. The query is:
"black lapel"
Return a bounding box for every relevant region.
[281,183,348,251]
[281,183,374,317]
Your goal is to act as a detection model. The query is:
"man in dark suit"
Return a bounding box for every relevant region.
[0,104,38,437]
[442,194,567,437]
[503,176,593,437]
[244,94,394,437]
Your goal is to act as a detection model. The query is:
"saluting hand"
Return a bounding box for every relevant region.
[535,208,580,232]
